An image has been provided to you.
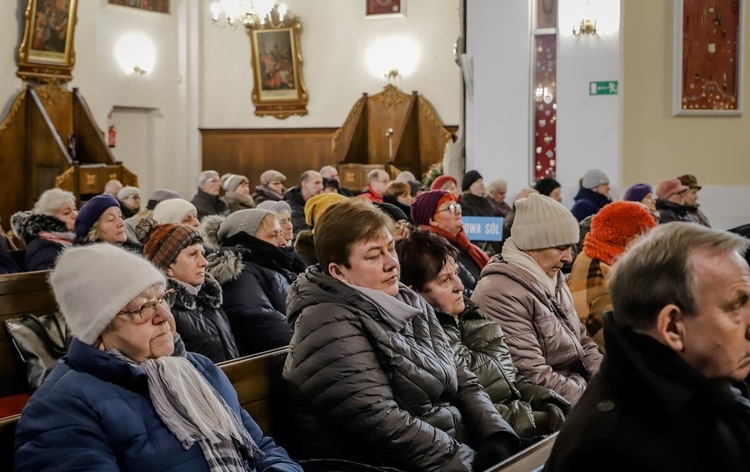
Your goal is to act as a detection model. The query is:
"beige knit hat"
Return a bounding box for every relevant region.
[511,193,580,250]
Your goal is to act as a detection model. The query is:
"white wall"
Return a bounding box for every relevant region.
[200,0,462,128]
[465,0,621,208]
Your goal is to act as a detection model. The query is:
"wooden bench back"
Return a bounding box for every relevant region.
[488,433,557,472]
[0,270,56,398]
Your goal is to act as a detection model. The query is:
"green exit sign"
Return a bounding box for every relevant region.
[589,81,618,95]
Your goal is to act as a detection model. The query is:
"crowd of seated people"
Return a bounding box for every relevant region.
[3,165,742,471]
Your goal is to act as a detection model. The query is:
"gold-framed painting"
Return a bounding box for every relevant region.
[247,15,308,119]
[17,0,79,82]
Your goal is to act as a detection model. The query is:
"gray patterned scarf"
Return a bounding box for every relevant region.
[108,336,261,471]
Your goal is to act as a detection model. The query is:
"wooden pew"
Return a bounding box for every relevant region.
[488,433,557,472]
[0,270,56,401]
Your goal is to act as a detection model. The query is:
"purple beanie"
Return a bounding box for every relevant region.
[74,194,120,238]
[411,190,450,225]
[622,183,652,203]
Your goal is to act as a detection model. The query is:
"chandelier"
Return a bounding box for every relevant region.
[210,0,288,29]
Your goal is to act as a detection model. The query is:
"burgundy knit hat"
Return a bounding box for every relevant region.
[411,190,457,225]
[136,218,203,270]
[430,175,458,191]
[583,201,656,266]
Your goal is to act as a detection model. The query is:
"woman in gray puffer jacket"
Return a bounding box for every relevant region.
[397,229,571,439]
[283,199,519,472]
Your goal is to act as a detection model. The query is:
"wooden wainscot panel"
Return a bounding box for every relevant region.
[200,128,338,186]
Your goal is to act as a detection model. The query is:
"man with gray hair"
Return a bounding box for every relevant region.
[357,169,389,203]
[547,223,750,472]
[190,170,230,220]
[320,165,355,197]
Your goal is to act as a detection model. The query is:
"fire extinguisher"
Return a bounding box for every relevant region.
[108,124,116,148]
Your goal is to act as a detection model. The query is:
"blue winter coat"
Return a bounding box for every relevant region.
[570,187,611,222]
[14,338,302,472]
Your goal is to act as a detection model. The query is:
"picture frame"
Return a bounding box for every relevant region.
[247,15,308,119]
[17,0,79,82]
[366,0,405,18]
[107,0,169,14]
[673,0,743,116]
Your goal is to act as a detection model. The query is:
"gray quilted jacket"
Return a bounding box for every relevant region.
[282,266,516,472]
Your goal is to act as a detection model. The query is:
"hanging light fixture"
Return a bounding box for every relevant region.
[210,0,288,29]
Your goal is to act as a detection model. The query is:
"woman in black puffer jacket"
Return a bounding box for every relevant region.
[11,188,78,271]
[137,218,239,362]
[202,209,309,357]
[283,199,519,472]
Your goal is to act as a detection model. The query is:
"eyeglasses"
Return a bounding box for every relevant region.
[117,289,176,324]
[435,202,462,215]
[203,178,219,184]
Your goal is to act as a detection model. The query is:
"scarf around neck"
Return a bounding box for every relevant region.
[108,340,261,471]
[350,284,423,332]
[422,225,490,270]
[38,230,74,247]
[502,237,559,297]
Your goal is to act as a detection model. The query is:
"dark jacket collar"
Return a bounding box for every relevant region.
[573,187,611,207]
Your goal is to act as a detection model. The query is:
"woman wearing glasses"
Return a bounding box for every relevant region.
[14,244,301,472]
[410,189,489,294]
[137,218,239,363]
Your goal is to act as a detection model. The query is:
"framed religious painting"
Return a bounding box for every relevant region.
[17,0,79,82]
[673,0,743,115]
[366,0,405,18]
[108,0,169,14]
[247,12,308,118]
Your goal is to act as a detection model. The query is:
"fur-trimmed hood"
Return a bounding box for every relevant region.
[167,273,223,310]
[11,211,69,242]
[206,249,245,285]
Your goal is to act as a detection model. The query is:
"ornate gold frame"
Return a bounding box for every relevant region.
[247,13,308,119]
[17,0,79,82]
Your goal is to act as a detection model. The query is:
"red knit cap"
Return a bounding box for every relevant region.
[137,218,203,270]
[430,175,458,191]
[411,190,457,225]
[583,201,656,266]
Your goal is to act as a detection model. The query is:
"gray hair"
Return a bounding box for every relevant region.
[33,188,76,216]
[300,170,319,184]
[610,223,750,330]
[367,169,386,182]
[487,179,508,193]
[195,170,220,189]
[319,165,337,177]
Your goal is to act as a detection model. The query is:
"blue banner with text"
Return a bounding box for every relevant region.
[462,216,503,242]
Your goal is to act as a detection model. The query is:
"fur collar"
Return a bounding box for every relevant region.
[11,212,68,241]
[168,273,223,310]
[206,250,245,285]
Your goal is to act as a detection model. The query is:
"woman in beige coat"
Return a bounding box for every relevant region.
[472,193,602,404]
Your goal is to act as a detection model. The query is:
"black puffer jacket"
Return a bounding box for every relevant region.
[436,298,570,438]
[191,188,230,220]
[283,187,310,234]
[11,212,73,271]
[167,275,240,363]
[206,232,299,356]
[655,199,693,224]
[283,266,517,471]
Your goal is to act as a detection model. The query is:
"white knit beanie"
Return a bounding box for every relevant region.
[153,199,198,224]
[50,244,167,345]
[217,209,273,242]
[511,193,580,250]
[117,186,140,200]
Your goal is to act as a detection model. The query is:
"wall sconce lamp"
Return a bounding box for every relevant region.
[573,18,597,36]
[385,68,399,82]
[115,33,156,77]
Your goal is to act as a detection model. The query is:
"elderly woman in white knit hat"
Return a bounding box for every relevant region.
[13,244,302,472]
[203,209,308,356]
[223,174,256,213]
[472,193,602,405]
[153,198,201,228]
[117,186,142,219]
[10,188,78,270]
[256,200,294,245]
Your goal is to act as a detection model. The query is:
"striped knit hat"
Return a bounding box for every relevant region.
[136,218,203,270]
